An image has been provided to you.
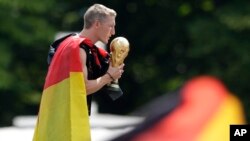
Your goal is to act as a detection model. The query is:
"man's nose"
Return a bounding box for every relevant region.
[111,28,115,35]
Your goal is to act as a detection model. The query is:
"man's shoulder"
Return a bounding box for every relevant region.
[69,34,85,44]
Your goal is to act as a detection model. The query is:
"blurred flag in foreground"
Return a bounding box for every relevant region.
[33,35,91,141]
[113,75,246,141]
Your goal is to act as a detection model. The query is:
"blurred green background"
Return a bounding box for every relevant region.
[0,0,249,126]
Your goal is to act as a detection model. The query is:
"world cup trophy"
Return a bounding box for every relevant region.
[106,37,130,100]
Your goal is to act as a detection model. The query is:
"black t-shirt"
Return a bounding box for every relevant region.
[80,42,110,115]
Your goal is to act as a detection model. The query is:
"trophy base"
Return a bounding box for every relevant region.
[105,83,123,101]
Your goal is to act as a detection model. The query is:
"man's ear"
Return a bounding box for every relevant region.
[94,20,101,28]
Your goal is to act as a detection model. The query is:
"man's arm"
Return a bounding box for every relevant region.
[79,48,124,95]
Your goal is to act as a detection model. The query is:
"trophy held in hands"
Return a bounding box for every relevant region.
[106,37,130,100]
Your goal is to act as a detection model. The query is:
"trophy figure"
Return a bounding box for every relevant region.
[106,37,130,100]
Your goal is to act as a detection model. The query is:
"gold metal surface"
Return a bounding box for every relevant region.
[110,37,130,67]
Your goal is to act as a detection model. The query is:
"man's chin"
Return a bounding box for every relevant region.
[102,40,109,44]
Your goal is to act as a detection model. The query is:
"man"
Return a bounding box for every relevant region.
[33,4,123,141]
[79,3,124,115]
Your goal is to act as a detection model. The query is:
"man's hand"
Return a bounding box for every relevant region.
[107,63,125,80]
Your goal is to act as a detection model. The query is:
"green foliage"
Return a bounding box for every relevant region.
[0,0,56,126]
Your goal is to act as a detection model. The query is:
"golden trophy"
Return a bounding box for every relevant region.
[106,36,130,100]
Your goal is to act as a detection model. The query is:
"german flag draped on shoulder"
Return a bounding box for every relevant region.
[33,34,91,141]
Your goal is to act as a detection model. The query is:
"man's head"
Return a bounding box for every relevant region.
[83,4,117,44]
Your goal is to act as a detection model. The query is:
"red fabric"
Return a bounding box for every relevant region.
[44,36,84,89]
[81,38,101,68]
[132,76,228,141]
